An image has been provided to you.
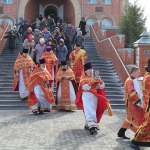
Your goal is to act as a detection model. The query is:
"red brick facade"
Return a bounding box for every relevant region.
[0,0,127,28]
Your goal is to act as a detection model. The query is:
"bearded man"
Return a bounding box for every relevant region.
[69,43,87,84]
[75,62,113,135]
[28,59,55,115]
[13,49,36,99]
[41,46,58,91]
[56,60,78,111]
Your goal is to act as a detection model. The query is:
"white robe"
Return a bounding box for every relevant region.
[50,65,55,92]
[57,80,76,109]
[18,67,34,99]
[30,84,52,110]
[82,82,105,128]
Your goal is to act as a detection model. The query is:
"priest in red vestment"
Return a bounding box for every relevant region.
[28,59,55,115]
[117,66,145,140]
[41,45,58,91]
[130,60,150,150]
[13,48,36,99]
[75,62,113,135]
[69,43,87,84]
[56,60,78,110]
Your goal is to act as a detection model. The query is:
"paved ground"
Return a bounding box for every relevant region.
[0,110,149,150]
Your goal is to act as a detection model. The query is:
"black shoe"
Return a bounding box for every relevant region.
[84,126,89,130]
[43,110,51,112]
[89,127,97,135]
[118,134,130,139]
[130,143,140,150]
[32,111,38,116]
[123,135,130,139]
[39,110,44,114]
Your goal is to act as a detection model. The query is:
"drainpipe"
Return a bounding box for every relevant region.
[16,0,19,30]
[82,0,84,17]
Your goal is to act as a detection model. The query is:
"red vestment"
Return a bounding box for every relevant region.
[13,52,36,91]
[132,72,150,146]
[75,75,113,123]
[69,49,87,83]
[122,77,145,133]
[28,66,55,108]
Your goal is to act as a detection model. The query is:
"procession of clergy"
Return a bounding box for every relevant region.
[12,40,150,149]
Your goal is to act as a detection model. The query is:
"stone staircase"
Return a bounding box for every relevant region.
[0,38,125,110]
[84,38,125,109]
[0,40,27,110]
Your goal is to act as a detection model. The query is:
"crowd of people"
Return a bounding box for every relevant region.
[4,15,150,149]
[10,15,113,136]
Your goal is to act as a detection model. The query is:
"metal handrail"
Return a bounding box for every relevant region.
[0,22,10,41]
[91,24,130,76]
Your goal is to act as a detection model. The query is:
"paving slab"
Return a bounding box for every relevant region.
[0,110,149,150]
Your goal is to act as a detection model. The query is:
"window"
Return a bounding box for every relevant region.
[87,0,97,4]
[0,18,13,28]
[102,19,112,28]
[86,19,96,34]
[101,0,112,5]
[2,0,13,4]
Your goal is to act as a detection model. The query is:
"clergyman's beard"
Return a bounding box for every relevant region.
[40,66,46,71]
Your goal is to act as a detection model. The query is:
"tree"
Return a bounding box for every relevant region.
[119,1,146,48]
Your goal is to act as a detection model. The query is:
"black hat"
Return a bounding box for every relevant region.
[39,59,46,64]
[84,62,92,71]
[145,59,150,72]
[48,38,53,42]
[76,43,81,47]
[148,59,150,68]
[23,49,28,53]
[61,60,67,66]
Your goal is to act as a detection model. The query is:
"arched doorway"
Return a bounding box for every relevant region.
[18,0,81,27]
[44,5,58,18]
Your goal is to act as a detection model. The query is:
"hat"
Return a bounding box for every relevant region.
[61,60,67,66]
[77,31,82,36]
[27,34,33,40]
[39,38,45,43]
[76,43,81,47]
[39,59,46,64]
[43,27,47,30]
[145,59,150,72]
[59,39,64,43]
[48,39,53,42]
[35,29,39,32]
[23,49,28,53]
[148,59,150,68]
[45,46,52,52]
[84,62,92,71]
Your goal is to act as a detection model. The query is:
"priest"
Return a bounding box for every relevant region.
[28,59,55,115]
[41,45,58,91]
[56,60,78,111]
[69,43,87,84]
[75,62,113,135]
[13,48,36,99]
[130,61,150,150]
[117,66,145,140]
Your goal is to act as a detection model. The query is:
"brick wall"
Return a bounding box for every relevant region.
[90,22,129,84]
[82,0,121,26]
[137,45,150,76]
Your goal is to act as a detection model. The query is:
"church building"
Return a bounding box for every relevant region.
[0,0,127,31]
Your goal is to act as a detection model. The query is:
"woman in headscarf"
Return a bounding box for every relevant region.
[79,17,87,36]
[56,39,68,66]
[4,30,17,54]
[23,34,35,57]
